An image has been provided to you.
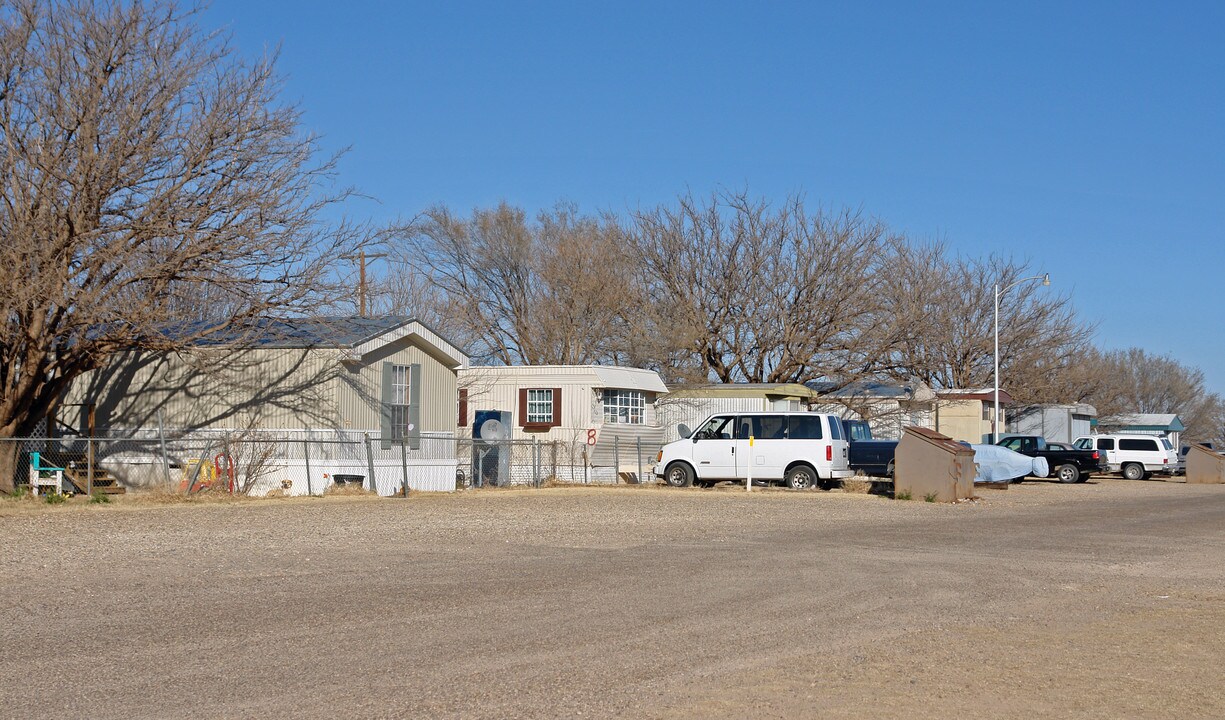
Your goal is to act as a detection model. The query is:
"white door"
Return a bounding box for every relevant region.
[690,415,736,479]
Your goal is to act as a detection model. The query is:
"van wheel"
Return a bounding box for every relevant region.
[664,463,693,488]
[1122,463,1144,481]
[1056,464,1080,484]
[785,465,817,490]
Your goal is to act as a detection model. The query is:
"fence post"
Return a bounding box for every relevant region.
[583,447,589,484]
[303,438,314,496]
[364,434,377,495]
[533,438,540,488]
[157,409,172,490]
[400,438,410,496]
[614,436,620,484]
[636,437,642,485]
[86,436,94,498]
[477,448,485,488]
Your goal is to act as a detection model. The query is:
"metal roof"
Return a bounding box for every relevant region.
[666,383,819,400]
[1099,413,1185,432]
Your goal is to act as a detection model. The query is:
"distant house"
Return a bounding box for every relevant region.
[656,383,820,442]
[458,365,669,482]
[58,316,469,494]
[932,388,1011,444]
[1096,413,1186,450]
[808,380,937,440]
[1007,403,1098,444]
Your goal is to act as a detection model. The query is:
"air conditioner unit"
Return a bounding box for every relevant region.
[472,410,512,487]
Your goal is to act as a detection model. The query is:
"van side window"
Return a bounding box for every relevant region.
[788,415,824,440]
[1119,438,1158,451]
[828,418,843,440]
[735,415,786,440]
[695,416,733,440]
[1098,438,1115,450]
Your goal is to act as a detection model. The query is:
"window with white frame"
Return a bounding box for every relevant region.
[603,389,645,424]
[391,364,410,439]
[526,389,554,424]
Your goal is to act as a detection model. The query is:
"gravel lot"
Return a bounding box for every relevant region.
[3,478,1224,719]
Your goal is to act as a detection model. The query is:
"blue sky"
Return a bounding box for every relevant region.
[206,0,1225,393]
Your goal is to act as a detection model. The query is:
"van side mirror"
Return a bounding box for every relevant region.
[677,423,692,440]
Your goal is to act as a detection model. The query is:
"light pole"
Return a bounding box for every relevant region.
[993,272,1050,443]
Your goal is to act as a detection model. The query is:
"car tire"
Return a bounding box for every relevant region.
[1122,463,1144,481]
[786,465,817,490]
[886,461,895,478]
[664,463,694,488]
[1056,464,1080,484]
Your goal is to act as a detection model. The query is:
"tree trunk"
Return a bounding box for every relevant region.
[0,440,20,495]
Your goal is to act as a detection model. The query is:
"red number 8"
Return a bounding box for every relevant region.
[586,429,597,446]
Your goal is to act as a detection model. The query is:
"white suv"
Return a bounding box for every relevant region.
[1073,434,1177,480]
[654,412,852,490]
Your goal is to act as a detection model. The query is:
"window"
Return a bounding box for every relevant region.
[527,389,554,424]
[788,415,824,440]
[1001,437,1022,451]
[1098,438,1115,450]
[1120,438,1158,452]
[736,415,786,440]
[694,415,733,440]
[390,364,410,439]
[828,417,843,440]
[603,389,645,424]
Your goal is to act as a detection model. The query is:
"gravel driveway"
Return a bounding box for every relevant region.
[3,479,1224,719]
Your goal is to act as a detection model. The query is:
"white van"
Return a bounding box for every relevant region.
[654,412,852,490]
[1073,434,1177,480]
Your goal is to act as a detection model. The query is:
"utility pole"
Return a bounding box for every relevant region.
[342,251,387,318]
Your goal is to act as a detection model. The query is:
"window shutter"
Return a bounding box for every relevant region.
[379,362,393,450]
[518,389,528,427]
[408,363,422,450]
[458,388,469,428]
[551,387,562,428]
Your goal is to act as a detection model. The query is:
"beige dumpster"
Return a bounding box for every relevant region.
[1185,444,1225,484]
[895,427,976,502]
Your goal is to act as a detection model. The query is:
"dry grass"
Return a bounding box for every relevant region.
[323,482,376,497]
[841,476,874,494]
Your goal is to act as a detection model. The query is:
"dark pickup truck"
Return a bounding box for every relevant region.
[996,435,1105,483]
[842,420,897,477]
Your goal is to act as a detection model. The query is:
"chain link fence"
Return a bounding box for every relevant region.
[5,430,661,496]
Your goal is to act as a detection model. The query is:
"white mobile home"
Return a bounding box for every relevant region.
[458,365,669,483]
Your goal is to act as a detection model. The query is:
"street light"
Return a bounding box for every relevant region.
[993,272,1050,443]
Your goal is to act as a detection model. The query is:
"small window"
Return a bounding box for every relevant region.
[1161,439,1174,451]
[1098,438,1115,451]
[1120,438,1158,452]
[788,415,824,440]
[526,389,554,424]
[1074,438,1092,450]
[603,389,645,424]
[828,417,843,440]
[390,364,410,439]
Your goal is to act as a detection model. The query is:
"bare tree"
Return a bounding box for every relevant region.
[1083,348,1225,445]
[391,202,640,365]
[877,246,1094,403]
[631,190,893,385]
[0,1,363,492]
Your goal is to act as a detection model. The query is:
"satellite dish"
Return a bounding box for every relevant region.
[479,418,510,441]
